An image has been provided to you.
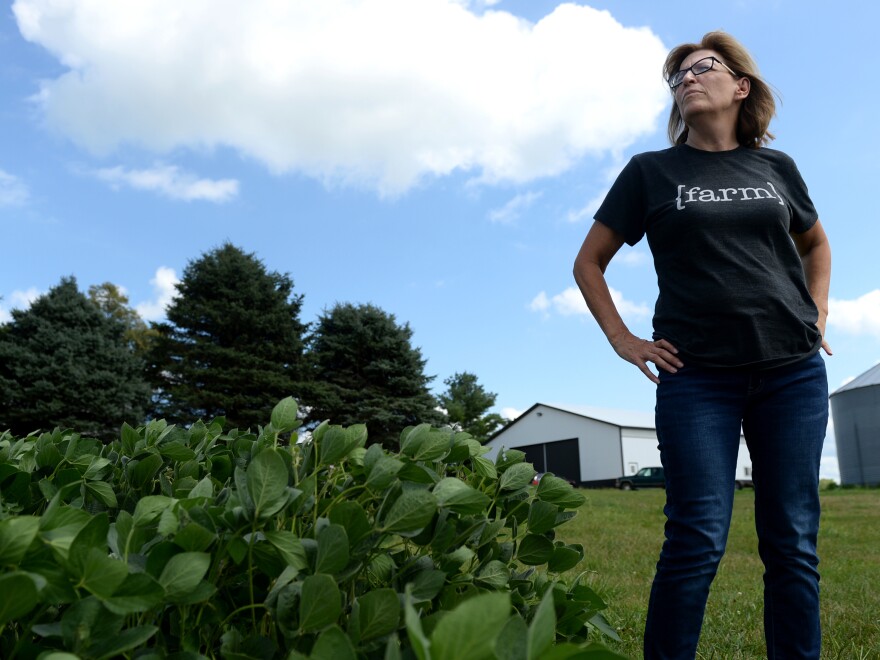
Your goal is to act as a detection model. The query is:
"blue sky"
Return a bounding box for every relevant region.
[2,1,878,481]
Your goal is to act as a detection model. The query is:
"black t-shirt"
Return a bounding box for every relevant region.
[595,144,821,369]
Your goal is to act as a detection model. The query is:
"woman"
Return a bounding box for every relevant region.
[573,32,831,659]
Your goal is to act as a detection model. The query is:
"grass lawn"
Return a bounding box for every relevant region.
[558,488,880,659]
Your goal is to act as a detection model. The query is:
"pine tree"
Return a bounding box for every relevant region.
[0,277,150,439]
[146,243,307,430]
[304,303,440,448]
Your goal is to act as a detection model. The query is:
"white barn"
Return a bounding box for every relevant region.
[484,403,752,488]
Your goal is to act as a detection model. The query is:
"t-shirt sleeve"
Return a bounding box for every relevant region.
[593,157,648,246]
[781,155,819,234]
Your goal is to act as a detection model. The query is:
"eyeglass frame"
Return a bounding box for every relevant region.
[668,56,738,89]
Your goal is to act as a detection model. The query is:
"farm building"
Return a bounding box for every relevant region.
[830,362,880,486]
[484,403,752,488]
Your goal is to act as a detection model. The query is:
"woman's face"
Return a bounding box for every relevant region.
[673,48,748,125]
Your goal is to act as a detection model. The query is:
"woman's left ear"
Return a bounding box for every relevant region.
[736,77,751,100]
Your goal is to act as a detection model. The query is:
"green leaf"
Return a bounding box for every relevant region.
[328,500,372,545]
[311,624,356,660]
[264,530,308,570]
[527,500,560,535]
[431,592,511,660]
[496,449,526,469]
[158,552,211,602]
[133,495,175,527]
[188,475,214,499]
[432,477,490,515]
[270,397,299,433]
[363,443,384,474]
[517,534,555,565]
[174,522,216,552]
[587,612,622,642]
[90,625,159,660]
[404,586,431,660]
[0,571,40,624]
[315,524,350,575]
[400,424,432,457]
[39,504,91,560]
[246,448,289,520]
[83,456,112,481]
[85,481,118,508]
[408,569,446,603]
[472,456,497,480]
[527,588,556,660]
[412,431,451,461]
[358,588,400,641]
[68,512,110,574]
[367,455,404,490]
[158,442,196,463]
[0,516,40,565]
[536,475,586,509]
[382,490,436,537]
[499,463,535,491]
[319,426,360,465]
[103,572,164,615]
[80,548,129,598]
[129,452,163,489]
[548,544,584,573]
[494,615,528,660]
[299,573,341,632]
[476,560,509,589]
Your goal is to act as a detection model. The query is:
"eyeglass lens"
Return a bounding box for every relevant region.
[670,57,716,88]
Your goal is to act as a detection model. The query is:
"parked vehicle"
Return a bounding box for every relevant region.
[616,467,665,490]
[616,466,754,491]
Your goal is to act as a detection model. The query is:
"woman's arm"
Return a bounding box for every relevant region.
[791,219,832,355]
[573,221,683,384]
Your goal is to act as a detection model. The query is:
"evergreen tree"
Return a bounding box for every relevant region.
[0,277,150,439]
[438,371,505,442]
[304,303,440,448]
[147,243,307,430]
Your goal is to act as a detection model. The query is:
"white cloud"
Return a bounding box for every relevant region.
[14,0,670,196]
[827,289,880,339]
[566,190,607,223]
[530,285,650,320]
[618,250,649,267]
[0,169,29,206]
[0,287,42,324]
[488,191,541,224]
[135,267,180,321]
[94,165,239,203]
[501,406,522,420]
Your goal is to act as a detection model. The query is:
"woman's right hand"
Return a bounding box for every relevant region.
[610,332,683,384]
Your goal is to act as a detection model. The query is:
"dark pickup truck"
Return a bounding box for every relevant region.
[616,467,665,490]
[616,467,754,490]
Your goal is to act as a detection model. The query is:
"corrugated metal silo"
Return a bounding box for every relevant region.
[830,363,880,486]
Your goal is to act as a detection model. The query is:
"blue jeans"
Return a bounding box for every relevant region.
[644,352,828,659]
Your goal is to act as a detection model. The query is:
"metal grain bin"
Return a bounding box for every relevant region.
[830,363,880,486]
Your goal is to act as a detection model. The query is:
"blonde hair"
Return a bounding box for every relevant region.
[664,31,777,148]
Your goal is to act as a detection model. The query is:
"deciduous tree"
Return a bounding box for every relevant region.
[438,371,505,442]
[88,282,158,354]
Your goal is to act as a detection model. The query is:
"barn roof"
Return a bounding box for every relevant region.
[831,362,880,396]
[488,402,655,444]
